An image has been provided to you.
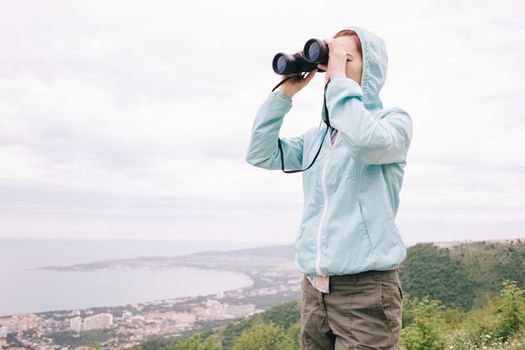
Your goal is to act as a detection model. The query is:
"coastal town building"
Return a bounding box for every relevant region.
[68,313,113,332]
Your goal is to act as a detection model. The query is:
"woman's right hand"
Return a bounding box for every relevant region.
[278,68,317,99]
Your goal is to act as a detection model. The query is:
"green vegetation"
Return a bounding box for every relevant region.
[399,243,477,310]
[400,296,447,349]
[399,279,525,350]
[398,240,525,311]
[134,240,525,349]
[47,328,113,348]
[222,302,300,350]
[137,279,524,349]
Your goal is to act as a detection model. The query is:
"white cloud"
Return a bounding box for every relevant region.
[0,0,524,244]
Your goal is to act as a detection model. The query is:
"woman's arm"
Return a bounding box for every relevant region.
[245,91,304,170]
[325,76,412,165]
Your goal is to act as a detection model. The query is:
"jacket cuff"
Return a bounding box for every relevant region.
[323,76,365,125]
[326,76,364,103]
[270,90,293,105]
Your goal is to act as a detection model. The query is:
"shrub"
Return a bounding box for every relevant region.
[400,295,447,350]
[232,322,286,350]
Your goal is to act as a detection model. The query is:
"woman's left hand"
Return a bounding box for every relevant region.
[317,38,347,84]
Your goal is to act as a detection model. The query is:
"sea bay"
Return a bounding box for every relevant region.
[0,238,266,316]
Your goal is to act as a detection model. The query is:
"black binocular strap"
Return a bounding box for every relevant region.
[271,73,308,93]
[322,80,332,129]
[270,77,333,174]
[277,126,328,174]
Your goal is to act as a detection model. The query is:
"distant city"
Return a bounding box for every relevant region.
[0,245,302,349]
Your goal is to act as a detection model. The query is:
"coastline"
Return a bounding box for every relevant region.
[0,244,302,349]
[0,265,256,318]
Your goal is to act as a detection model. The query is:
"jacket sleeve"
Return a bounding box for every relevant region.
[245,91,304,170]
[325,75,412,165]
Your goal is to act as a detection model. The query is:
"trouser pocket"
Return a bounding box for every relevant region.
[379,276,403,338]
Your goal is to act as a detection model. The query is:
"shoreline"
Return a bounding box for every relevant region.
[0,265,256,318]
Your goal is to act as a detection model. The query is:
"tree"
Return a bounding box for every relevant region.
[280,323,300,350]
[400,295,447,350]
[400,243,476,310]
[232,322,286,350]
[175,333,220,350]
[492,280,525,342]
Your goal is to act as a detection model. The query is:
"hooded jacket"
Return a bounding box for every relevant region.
[245,26,412,276]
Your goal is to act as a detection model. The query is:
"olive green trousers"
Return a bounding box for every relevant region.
[299,268,404,350]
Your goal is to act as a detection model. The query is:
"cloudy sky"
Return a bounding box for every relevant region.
[0,0,523,246]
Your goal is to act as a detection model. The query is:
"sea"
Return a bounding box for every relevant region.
[0,237,273,317]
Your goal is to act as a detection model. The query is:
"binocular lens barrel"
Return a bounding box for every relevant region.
[272,51,317,75]
[273,53,293,74]
[272,38,329,75]
[303,39,329,64]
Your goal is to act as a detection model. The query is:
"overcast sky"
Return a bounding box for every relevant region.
[0,0,523,246]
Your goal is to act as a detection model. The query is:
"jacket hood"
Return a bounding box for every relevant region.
[343,26,388,110]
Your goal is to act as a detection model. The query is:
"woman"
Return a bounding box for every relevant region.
[246,26,412,350]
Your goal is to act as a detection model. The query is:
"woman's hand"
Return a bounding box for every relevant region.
[278,68,317,99]
[317,38,347,84]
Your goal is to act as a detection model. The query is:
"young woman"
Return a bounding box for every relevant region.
[246,26,412,350]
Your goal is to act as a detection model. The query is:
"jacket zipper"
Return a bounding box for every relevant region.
[315,129,338,275]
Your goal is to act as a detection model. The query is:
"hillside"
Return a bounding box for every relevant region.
[400,238,525,310]
[135,280,525,350]
[131,237,525,350]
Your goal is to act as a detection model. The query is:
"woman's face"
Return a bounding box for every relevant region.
[338,35,363,85]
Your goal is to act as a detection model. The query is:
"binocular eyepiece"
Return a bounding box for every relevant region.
[272,38,329,75]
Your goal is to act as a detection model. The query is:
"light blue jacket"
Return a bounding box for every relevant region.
[246,26,412,276]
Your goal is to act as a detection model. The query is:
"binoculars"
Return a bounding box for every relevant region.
[272,38,329,75]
